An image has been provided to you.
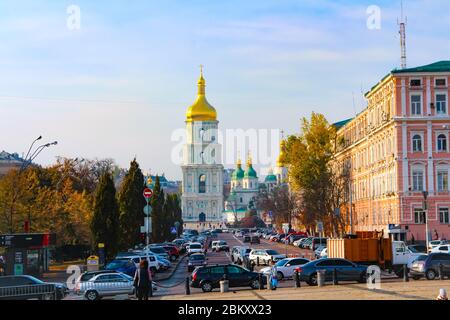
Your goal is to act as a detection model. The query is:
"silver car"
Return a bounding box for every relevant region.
[75,272,136,300]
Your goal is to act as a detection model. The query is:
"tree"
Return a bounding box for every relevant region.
[90,172,120,258]
[282,112,348,236]
[150,176,165,242]
[257,184,299,229]
[118,159,146,250]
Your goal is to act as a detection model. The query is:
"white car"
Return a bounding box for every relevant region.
[320,248,327,258]
[260,257,310,280]
[249,249,287,265]
[187,242,204,255]
[428,240,449,252]
[430,244,450,254]
[212,240,229,252]
[115,254,159,272]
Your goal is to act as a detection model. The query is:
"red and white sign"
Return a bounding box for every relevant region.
[143,188,154,199]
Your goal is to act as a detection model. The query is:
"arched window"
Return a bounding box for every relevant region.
[412,135,422,152]
[438,134,447,152]
[199,174,206,193]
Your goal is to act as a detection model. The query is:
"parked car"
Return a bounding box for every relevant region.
[162,245,180,261]
[190,264,265,292]
[145,246,170,260]
[408,244,427,254]
[428,240,449,252]
[250,236,260,244]
[293,238,309,247]
[0,275,68,300]
[308,237,328,251]
[187,253,208,272]
[409,252,450,280]
[249,249,287,265]
[155,255,171,270]
[430,244,450,254]
[234,246,252,265]
[243,235,251,243]
[300,237,313,249]
[75,272,134,300]
[187,242,204,255]
[114,254,159,273]
[407,254,428,270]
[297,258,368,286]
[212,240,229,252]
[260,257,310,280]
[105,259,136,277]
[314,245,327,259]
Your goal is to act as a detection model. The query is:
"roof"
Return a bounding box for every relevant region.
[391,61,450,74]
[0,151,25,163]
[333,118,353,130]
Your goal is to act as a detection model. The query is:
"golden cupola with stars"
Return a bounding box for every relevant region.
[186,67,217,122]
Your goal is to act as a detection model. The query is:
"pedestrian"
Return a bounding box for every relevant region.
[436,289,448,301]
[271,266,278,290]
[410,235,415,245]
[134,260,152,301]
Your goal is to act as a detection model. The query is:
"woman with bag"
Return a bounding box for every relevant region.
[134,259,152,300]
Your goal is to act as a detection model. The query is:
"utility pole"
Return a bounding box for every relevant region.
[423,191,429,250]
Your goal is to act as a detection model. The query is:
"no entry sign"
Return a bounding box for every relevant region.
[143,188,154,199]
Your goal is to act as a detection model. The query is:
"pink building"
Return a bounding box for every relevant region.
[335,61,450,243]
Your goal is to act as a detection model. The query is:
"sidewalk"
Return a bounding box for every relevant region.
[153,280,450,300]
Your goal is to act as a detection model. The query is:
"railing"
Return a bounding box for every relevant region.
[0,284,56,300]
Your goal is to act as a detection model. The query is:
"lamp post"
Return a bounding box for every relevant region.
[423,191,429,250]
[20,136,42,171]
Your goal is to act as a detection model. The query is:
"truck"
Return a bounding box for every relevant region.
[327,231,423,277]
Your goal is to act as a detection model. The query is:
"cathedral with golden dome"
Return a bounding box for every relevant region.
[181,68,224,230]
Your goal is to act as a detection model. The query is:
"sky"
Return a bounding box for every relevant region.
[1,0,450,180]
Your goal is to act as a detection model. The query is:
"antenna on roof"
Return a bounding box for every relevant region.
[398,0,407,69]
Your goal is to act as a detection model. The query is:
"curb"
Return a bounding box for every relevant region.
[154,254,188,282]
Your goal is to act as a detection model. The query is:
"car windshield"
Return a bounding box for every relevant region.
[409,246,426,253]
[266,250,279,255]
[275,259,289,267]
[190,255,205,261]
[150,247,165,253]
[416,255,428,261]
[190,244,201,249]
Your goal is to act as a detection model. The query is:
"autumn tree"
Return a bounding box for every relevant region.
[282,112,348,236]
[150,176,165,242]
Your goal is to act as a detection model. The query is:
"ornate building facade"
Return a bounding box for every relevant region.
[181,70,224,230]
[335,61,450,242]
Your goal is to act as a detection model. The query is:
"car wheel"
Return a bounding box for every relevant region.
[276,271,284,281]
[426,269,437,280]
[201,281,213,293]
[39,293,54,300]
[86,290,99,301]
[250,279,260,289]
[308,273,318,286]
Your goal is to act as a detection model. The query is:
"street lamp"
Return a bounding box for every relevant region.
[22,141,58,171]
[20,136,42,171]
[423,191,429,250]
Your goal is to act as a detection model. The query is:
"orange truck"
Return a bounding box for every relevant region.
[327,231,421,276]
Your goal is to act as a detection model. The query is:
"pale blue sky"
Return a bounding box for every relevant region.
[1,0,449,179]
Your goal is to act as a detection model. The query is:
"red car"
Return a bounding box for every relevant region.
[163,245,180,262]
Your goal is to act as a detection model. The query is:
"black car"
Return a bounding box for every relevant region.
[243,235,251,243]
[191,264,265,292]
[0,275,68,300]
[188,253,207,272]
[250,236,260,244]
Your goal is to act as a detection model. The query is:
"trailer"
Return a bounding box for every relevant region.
[327,231,422,277]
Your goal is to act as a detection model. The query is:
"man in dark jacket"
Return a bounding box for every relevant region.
[134,260,152,300]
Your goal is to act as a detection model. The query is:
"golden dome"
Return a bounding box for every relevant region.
[186,67,217,122]
[277,140,286,167]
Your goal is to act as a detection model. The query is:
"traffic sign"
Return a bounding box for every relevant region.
[143,205,152,216]
[170,227,177,235]
[143,188,153,199]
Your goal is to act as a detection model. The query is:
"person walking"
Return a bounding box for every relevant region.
[134,260,152,301]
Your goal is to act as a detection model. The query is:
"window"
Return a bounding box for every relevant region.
[227,266,244,274]
[199,175,206,193]
[334,259,354,266]
[440,208,449,224]
[436,94,447,114]
[436,79,447,86]
[438,134,447,152]
[437,171,448,191]
[412,170,424,191]
[411,95,422,115]
[412,134,422,152]
[210,266,226,274]
[414,209,426,224]
[410,79,422,87]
